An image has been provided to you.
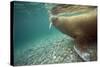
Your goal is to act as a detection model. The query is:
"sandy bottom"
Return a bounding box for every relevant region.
[14,32,84,66]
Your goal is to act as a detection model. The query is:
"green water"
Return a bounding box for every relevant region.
[13,2,83,66]
[13,2,60,49]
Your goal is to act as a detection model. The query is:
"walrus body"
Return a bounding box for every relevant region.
[51,5,97,52]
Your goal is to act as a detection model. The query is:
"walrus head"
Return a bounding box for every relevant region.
[49,5,97,39]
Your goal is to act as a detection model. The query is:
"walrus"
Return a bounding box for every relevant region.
[49,4,97,61]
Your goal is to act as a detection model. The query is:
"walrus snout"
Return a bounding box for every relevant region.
[51,17,59,26]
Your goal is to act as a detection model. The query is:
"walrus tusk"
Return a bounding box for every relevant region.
[49,14,57,30]
[48,14,53,30]
[49,22,52,30]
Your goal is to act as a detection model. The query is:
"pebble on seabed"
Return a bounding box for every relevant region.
[53,56,56,59]
[14,33,84,65]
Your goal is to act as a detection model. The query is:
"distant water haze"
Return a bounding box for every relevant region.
[13,2,60,49]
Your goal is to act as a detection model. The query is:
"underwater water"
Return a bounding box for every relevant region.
[13,2,97,66]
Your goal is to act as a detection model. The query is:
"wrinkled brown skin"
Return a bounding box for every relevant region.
[51,5,97,52]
